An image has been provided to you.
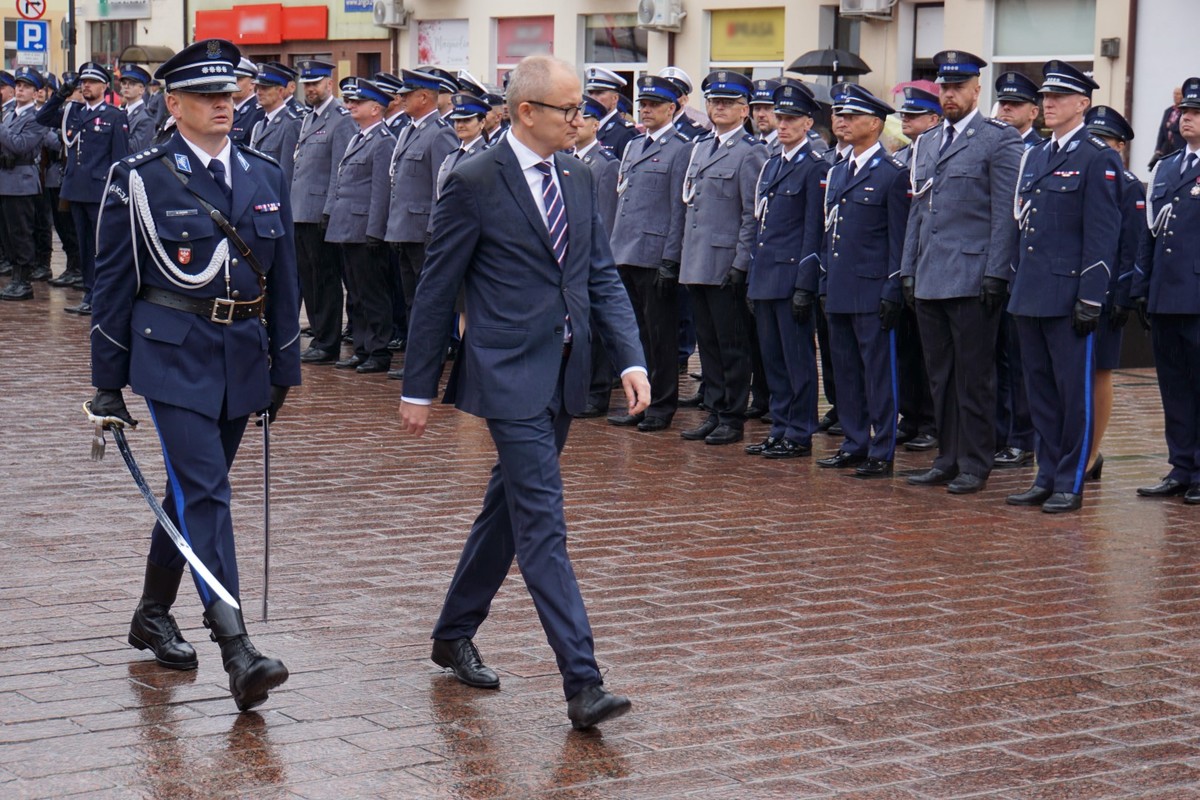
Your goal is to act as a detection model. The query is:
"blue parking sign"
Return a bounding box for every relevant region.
[17,21,48,52]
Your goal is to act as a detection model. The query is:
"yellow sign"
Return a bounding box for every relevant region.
[711,8,785,63]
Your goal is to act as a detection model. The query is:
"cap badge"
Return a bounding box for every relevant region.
[206,41,221,60]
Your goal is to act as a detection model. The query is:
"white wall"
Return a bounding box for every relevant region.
[1129,0,1195,175]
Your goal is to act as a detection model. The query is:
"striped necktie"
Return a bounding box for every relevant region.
[534,160,568,267]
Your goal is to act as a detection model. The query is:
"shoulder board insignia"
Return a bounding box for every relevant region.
[889,155,906,169]
[985,117,1010,128]
[435,117,450,127]
[744,133,764,145]
[335,106,351,115]
[238,144,279,166]
[124,146,167,166]
[597,147,618,162]
[673,132,690,143]
[621,119,635,128]
[1088,135,1108,149]
[285,109,300,120]
[807,150,825,162]
[1123,169,1138,182]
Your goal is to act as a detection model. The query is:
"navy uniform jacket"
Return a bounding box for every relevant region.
[250,105,302,189]
[36,95,129,204]
[90,134,300,419]
[820,147,911,314]
[1110,168,1146,309]
[680,133,768,284]
[386,113,411,136]
[230,96,263,145]
[435,136,488,200]
[1132,149,1200,314]
[0,103,46,196]
[610,129,690,269]
[384,112,457,243]
[125,102,155,153]
[1008,133,1122,317]
[748,143,826,301]
[326,122,395,244]
[41,121,64,190]
[1022,129,1046,149]
[290,98,354,224]
[901,114,1021,300]
[404,137,644,419]
[577,142,619,235]
[596,109,637,160]
[674,113,706,142]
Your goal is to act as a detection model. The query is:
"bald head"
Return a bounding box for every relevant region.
[507,55,584,158]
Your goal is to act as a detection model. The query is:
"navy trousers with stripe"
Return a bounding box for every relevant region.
[1151,315,1200,485]
[827,312,897,461]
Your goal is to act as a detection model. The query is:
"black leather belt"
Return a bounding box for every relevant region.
[137,286,264,324]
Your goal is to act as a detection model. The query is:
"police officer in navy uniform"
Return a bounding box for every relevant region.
[0,67,49,301]
[743,83,826,459]
[118,64,155,153]
[1005,61,1122,514]
[749,79,781,154]
[249,62,302,188]
[291,59,354,364]
[36,62,130,316]
[41,73,83,289]
[375,72,411,135]
[992,70,1043,469]
[586,67,637,159]
[1131,76,1200,505]
[816,85,911,477]
[229,58,263,145]
[660,67,709,141]
[86,39,300,711]
[326,77,397,374]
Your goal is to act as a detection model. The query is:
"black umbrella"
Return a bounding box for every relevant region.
[787,48,872,80]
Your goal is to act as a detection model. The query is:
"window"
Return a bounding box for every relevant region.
[709,7,785,80]
[993,0,1095,107]
[912,4,944,83]
[90,20,136,70]
[495,16,554,82]
[584,14,647,64]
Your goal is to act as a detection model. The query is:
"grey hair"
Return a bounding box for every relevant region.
[505,55,575,110]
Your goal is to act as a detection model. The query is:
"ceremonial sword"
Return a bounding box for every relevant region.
[261,410,271,622]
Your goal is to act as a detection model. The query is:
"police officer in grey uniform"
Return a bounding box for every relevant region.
[249,63,302,188]
[750,79,781,154]
[586,67,637,160]
[0,67,48,301]
[119,64,155,153]
[291,59,355,364]
[679,71,768,446]
[901,50,1022,495]
[383,68,458,378]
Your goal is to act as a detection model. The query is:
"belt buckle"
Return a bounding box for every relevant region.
[210,297,236,324]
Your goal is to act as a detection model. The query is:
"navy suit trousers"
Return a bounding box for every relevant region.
[1151,315,1200,484]
[755,298,817,444]
[145,399,249,607]
[995,310,1035,451]
[828,312,897,461]
[1015,315,1095,494]
[431,368,602,700]
[70,201,100,303]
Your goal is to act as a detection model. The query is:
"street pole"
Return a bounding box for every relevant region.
[67,0,77,72]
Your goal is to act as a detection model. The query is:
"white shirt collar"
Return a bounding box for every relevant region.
[235,96,255,113]
[385,111,405,126]
[411,108,440,129]
[263,103,286,123]
[1051,121,1086,149]
[357,120,383,137]
[180,135,233,187]
[85,101,104,112]
[781,140,807,162]
[574,139,599,159]
[763,129,778,147]
[646,123,673,143]
[714,127,741,146]
[507,128,547,172]
[599,108,620,129]
[12,100,34,116]
[460,134,483,152]
[313,95,334,117]
[944,107,980,138]
[848,142,882,173]
[124,99,143,114]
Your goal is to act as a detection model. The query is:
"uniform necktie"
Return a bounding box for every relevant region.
[848,158,858,178]
[346,131,363,154]
[1184,152,1197,175]
[207,158,232,206]
[939,125,956,156]
[534,160,568,267]
[641,135,654,155]
[1050,140,1060,157]
[710,136,721,156]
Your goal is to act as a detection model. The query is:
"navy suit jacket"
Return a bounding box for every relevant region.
[1133,149,1200,314]
[36,95,129,203]
[403,136,645,420]
[748,144,826,300]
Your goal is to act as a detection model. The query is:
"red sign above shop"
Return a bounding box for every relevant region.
[194,4,328,45]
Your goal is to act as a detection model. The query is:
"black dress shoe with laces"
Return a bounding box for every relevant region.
[607,413,644,427]
[947,473,987,494]
[993,446,1033,468]
[853,457,892,477]
[64,301,92,315]
[907,466,958,486]
[1042,492,1082,513]
[431,638,500,689]
[1137,477,1188,497]
[387,367,405,380]
[904,433,938,451]
[356,358,390,374]
[745,435,781,455]
[300,346,337,363]
[1006,484,1053,506]
[681,417,718,441]
[817,450,866,469]
[574,404,606,418]
[335,354,364,369]
[817,411,838,432]
[1185,484,1200,505]
[566,684,632,730]
[704,424,743,445]
[678,391,704,408]
[636,416,670,432]
[764,439,812,459]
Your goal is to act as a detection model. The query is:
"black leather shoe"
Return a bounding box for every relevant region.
[387,337,406,351]
[0,280,33,301]
[566,684,632,730]
[678,391,704,408]
[204,601,289,712]
[947,473,987,494]
[705,424,743,445]
[356,358,390,374]
[1185,484,1200,505]
[300,346,337,364]
[64,301,92,315]
[387,367,405,380]
[827,422,844,436]
[895,429,917,446]
[681,417,718,441]
[1006,485,1053,506]
[854,457,892,477]
[906,467,958,486]
[335,354,365,369]
[745,435,781,455]
[29,265,51,282]
[994,447,1033,468]
[430,638,500,689]
[1137,477,1189,497]
[341,327,353,343]
[745,404,768,420]
[128,560,197,671]
[1085,454,1104,481]
[904,433,938,451]
[1042,492,1082,513]
[764,439,811,459]
[817,450,866,469]
[817,411,838,432]
[607,413,644,427]
[48,269,83,287]
[575,404,606,419]
[636,416,670,432]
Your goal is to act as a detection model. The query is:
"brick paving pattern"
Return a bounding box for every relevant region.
[4,272,1200,798]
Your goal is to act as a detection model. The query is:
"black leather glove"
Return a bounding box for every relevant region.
[1134,297,1151,331]
[721,268,747,290]
[979,276,1008,315]
[791,289,814,325]
[318,214,329,233]
[89,389,138,428]
[56,80,77,101]
[654,259,680,299]
[901,276,916,310]
[879,298,902,331]
[1072,300,1101,335]
[257,385,289,425]
[1108,305,1130,331]
[819,294,827,315]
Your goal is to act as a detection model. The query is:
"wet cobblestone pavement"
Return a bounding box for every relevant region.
[5,278,1200,798]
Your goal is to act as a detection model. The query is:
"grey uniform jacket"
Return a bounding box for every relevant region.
[326,123,395,244]
[609,130,690,269]
[125,103,154,153]
[679,133,768,285]
[290,98,355,224]
[901,113,1022,300]
[251,106,302,189]
[578,143,619,236]
[385,113,458,243]
[41,122,64,190]
[0,104,46,196]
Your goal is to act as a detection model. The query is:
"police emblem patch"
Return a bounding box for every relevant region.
[207,41,222,60]
[178,248,192,265]
[174,154,192,174]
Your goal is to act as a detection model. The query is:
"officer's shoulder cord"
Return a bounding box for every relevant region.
[129,166,229,288]
[1146,157,1171,236]
[60,101,79,149]
[1012,145,1034,227]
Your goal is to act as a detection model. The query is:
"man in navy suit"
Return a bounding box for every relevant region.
[400,55,650,730]
[87,39,300,711]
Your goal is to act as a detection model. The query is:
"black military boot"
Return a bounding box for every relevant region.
[203,600,289,712]
[128,559,198,670]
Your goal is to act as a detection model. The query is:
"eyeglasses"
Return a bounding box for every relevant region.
[527,100,585,123]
